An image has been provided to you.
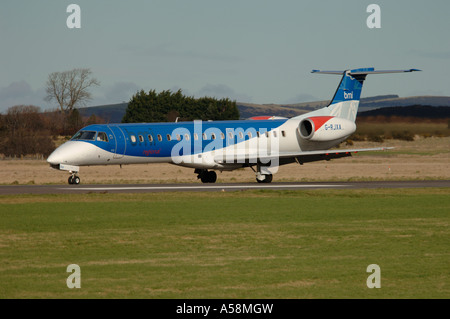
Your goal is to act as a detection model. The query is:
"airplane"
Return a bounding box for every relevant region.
[47,67,420,184]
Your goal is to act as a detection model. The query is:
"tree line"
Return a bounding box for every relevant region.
[0,68,102,158]
[1,68,240,158]
[0,105,102,158]
[122,89,240,123]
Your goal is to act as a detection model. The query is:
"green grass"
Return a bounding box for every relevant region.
[0,189,449,298]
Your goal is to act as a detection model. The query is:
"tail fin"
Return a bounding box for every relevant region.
[311,68,420,122]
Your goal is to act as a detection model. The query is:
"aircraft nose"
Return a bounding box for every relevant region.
[47,145,68,165]
[47,141,90,166]
[47,152,57,165]
[47,140,104,167]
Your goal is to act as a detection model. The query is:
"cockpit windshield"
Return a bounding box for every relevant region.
[71,131,97,141]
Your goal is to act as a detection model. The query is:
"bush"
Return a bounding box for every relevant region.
[392,131,415,141]
[349,134,366,141]
[367,133,384,143]
[0,105,55,157]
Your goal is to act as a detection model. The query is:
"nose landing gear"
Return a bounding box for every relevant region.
[68,173,81,185]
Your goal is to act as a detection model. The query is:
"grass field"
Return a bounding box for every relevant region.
[0,188,449,299]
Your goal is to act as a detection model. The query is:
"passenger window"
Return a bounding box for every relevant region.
[167,134,171,141]
[211,133,216,140]
[281,130,286,137]
[248,132,252,138]
[265,131,269,138]
[97,132,108,142]
[228,132,233,139]
[256,131,260,138]
[139,135,144,143]
[203,133,207,140]
[239,132,243,139]
[194,133,198,140]
[130,135,137,143]
[273,131,277,138]
[157,134,162,142]
[148,134,153,142]
[176,134,181,141]
[221,133,225,139]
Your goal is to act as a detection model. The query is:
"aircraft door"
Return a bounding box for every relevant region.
[108,125,126,159]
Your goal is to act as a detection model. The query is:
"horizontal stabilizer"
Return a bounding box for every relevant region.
[311,68,421,75]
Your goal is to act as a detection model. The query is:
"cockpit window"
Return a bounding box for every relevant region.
[97,132,108,142]
[71,131,97,141]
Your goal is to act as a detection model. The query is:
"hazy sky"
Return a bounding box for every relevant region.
[1,0,449,112]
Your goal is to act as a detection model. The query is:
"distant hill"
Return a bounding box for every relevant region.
[78,95,450,122]
[358,96,450,112]
[237,95,450,118]
[358,105,450,119]
[78,102,128,123]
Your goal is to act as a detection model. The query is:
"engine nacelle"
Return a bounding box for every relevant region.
[298,116,356,142]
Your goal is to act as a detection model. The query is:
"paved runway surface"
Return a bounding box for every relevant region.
[1,180,449,195]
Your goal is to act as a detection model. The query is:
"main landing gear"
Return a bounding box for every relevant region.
[195,169,217,183]
[68,173,81,185]
[252,164,273,183]
[256,173,273,183]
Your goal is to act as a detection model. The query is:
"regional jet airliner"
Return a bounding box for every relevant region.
[47,67,420,184]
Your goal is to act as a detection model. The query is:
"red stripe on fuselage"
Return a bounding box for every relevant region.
[249,116,274,120]
[309,116,334,131]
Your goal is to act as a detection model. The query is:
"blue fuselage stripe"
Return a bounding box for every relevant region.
[79,119,288,158]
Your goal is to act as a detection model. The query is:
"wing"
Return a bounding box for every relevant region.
[214,147,394,165]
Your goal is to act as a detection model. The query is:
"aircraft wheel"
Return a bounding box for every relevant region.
[68,175,81,185]
[256,174,272,183]
[208,171,217,183]
[200,174,208,183]
[200,171,217,183]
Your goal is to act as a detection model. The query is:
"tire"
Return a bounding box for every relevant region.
[200,171,217,183]
[200,173,209,183]
[256,174,273,183]
[208,171,217,183]
[264,174,273,183]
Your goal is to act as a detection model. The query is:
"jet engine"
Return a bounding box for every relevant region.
[298,116,356,142]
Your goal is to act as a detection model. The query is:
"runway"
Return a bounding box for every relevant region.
[0,180,449,195]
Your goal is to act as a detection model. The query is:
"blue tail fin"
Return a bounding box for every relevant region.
[311,68,420,122]
[328,67,373,105]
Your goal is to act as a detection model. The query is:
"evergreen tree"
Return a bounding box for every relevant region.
[122,89,239,123]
